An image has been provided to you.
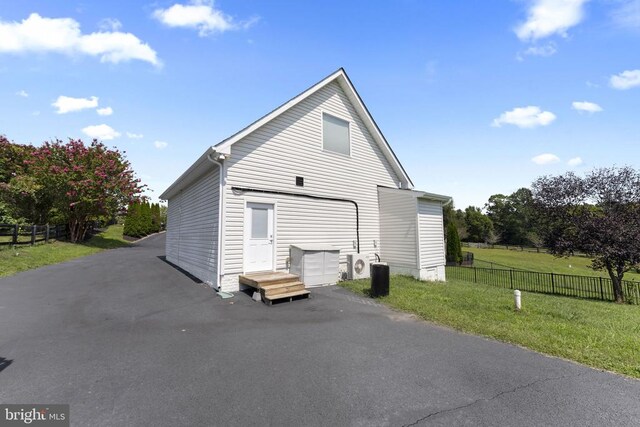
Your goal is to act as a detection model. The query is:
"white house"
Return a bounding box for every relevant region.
[160,68,451,294]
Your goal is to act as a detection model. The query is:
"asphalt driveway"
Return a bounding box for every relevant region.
[1,233,639,426]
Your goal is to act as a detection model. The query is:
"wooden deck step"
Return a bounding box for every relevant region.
[262,289,311,305]
[260,282,305,297]
[239,272,309,305]
[239,272,300,289]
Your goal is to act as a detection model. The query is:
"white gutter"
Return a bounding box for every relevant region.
[206,151,228,290]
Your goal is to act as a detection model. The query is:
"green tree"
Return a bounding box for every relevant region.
[443,202,468,241]
[123,201,139,237]
[533,167,640,303]
[485,188,536,245]
[159,204,167,230]
[1,138,145,241]
[151,203,161,233]
[464,206,494,243]
[446,222,463,265]
[141,201,153,235]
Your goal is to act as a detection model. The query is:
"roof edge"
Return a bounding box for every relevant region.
[377,186,452,205]
[159,147,215,200]
[213,68,414,189]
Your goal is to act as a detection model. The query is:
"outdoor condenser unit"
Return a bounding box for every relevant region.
[347,253,370,280]
[289,244,340,287]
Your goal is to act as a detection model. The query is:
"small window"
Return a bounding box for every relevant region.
[322,113,350,156]
[296,176,304,187]
[251,208,268,239]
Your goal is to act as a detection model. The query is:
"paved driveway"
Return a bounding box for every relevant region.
[1,234,639,426]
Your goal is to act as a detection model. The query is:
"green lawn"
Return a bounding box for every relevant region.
[466,247,640,281]
[339,276,640,379]
[0,224,130,278]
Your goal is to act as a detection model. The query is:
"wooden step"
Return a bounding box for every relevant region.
[239,272,300,289]
[261,282,306,297]
[262,289,311,305]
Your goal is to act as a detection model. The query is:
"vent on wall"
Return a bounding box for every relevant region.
[296,176,304,187]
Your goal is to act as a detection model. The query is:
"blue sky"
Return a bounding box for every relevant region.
[1,0,639,209]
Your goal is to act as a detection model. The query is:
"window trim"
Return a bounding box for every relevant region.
[320,110,352,158]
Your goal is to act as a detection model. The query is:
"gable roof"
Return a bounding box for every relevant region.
[161,68,414,200]
[214,68,413,187]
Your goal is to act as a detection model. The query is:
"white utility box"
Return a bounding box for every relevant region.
[289,244,340,287]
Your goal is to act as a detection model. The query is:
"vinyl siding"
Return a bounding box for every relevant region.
[165,169,219,285]
[223,81,401,275]
[377,188,418,268]
[417,199,446,268]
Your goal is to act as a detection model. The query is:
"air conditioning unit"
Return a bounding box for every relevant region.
[347,254,370,280]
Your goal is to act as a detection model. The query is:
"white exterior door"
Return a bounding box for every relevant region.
[245,202,274,272]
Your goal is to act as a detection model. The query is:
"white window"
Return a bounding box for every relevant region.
[322,113,350,156]
[251,207,269,239]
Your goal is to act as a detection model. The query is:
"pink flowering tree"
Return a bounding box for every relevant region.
[1,138,146,242]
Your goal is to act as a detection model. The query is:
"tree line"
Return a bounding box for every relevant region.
[445,166,640,303]
[444,187,539,247]
[123,201,165,238]
[0,135,145,242]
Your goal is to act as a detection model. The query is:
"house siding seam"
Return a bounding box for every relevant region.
[417,199,446,268]
[166,169,219,286]
[221,81,401,286]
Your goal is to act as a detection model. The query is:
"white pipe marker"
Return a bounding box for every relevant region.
[514,290,522,311]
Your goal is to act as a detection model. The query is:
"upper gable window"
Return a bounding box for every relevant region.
[322,113,350,156]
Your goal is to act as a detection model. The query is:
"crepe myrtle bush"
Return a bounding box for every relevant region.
[0,137,146,242]
[532,166,640,303]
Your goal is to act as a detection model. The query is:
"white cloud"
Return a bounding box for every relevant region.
[515,0,589,41]
[153,0,257,36]
[492,106,556,128]
[0,13,160,66]
[96,106,113,116]
[568,157,583,166]
[16,89,28,97]
[98,18,122,32]
[522,43,557,57]
[532,153,560,165]
[82,124,121,140]
[611,0,640,31]
[154,140,168,149]
[610,69,640,89]
[52,95,98,114]
[126,132,144,139]
[572,101,602,113]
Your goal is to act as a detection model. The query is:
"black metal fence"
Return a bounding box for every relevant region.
[446,266,640,304]
[0,224,71,246]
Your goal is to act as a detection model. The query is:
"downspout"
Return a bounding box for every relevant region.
[206,151,227,290]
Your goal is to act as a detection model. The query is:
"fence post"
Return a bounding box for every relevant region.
[474,267,477,283]
[599,277,604,301]
[12,224,18,245]
[509,270,513,289]
[551,273,555,293]
[45,225,50,243]
[31,225,36,245]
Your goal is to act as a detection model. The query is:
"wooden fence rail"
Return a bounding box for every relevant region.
[0,224,70,246]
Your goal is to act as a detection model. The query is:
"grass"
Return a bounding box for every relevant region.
[340,276,640,379]
[466,247,640,281]
[0,224,130,278]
